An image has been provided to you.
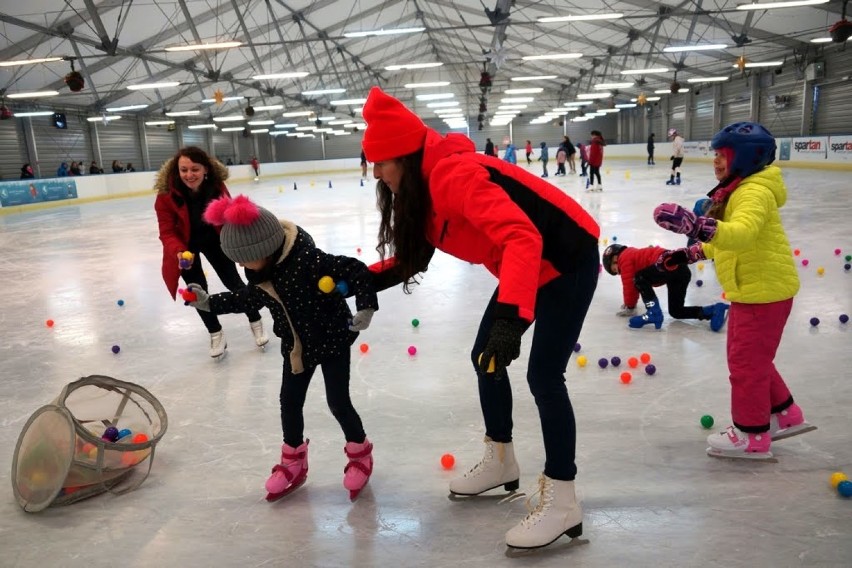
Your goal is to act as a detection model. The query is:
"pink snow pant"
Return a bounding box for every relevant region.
[727,298,795,433]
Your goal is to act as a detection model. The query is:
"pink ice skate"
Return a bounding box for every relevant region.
[265,440,308,502]
[769,403,817,441]
[343,438,373,501]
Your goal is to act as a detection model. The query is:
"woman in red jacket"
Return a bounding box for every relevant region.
[361,87,600,551]
[586,130,605,192]
[154,146,267,359]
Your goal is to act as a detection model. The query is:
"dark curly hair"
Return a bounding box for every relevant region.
[166,146,224,199]
[375,149,434,293]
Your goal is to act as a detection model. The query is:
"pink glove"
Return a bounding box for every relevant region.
[654,203,717,242]
[655,243,706,272]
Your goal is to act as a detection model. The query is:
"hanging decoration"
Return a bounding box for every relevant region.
[829,0,851,43]
[213,89,225,105]
[637,93,648,106]
[244,97,255,117]
[65,60,85,92]
[736,55,747,74]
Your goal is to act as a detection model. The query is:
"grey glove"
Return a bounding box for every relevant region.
[348,308,375,331]
[184,283,210,311]
[616,305,636,317]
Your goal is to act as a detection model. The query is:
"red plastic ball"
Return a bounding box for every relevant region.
[181,289,198,302]
[45,319,55,328]
[440,453,455,469]
[628,357,639,368]
[132,433,148,444]
[620,372,632,384]
[359,343,369,353]
[639,352,651,364]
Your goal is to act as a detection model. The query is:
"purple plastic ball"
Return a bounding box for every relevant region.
[695,280,703,287]
[573,343,582,353]
[111,345,121,354]
[645,364,657,376]
[102,426,120,442]
[845,263,851,271]
[610,356,621,367]
[809,317,820,327]
[840,314,849,324]
[598,357,609,369]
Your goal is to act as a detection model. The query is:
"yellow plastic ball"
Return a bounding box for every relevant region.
[577,355,588,367]
[830,472,848,488]
[181,251,194,260]
[697,262,705,271]
[817,267,825,276]
[477,354,496,373]
[318,276,335,294]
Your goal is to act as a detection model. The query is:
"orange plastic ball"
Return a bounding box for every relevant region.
[721,292,727,300]
[640,352,651,364]
[440,453,455,469]
[121,452,139,467]
[132,433,148,444]
[359,343,369,353]
[620,372,632,384]
[793,248,800,256]
[628,357,639,368]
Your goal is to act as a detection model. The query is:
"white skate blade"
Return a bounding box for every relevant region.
[706,447,778,463]
[448,478,521,500]
[505,525,588,557]
[771,423,817,442]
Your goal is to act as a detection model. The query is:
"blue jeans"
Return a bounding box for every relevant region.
[470,247,599,481]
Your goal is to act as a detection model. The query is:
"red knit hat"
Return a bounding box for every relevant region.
[362,86,427,162]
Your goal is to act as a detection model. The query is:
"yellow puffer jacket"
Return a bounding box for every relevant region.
[702,165,799,304]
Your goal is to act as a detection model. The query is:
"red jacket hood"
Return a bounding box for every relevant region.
[421,129,477,179]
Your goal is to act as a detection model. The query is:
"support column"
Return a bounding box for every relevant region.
[137,117,151,171]
[684,90,694,140]
[800,81,815,136]
[711,84,722,133]
[90,121,103,168]
[22,118,40,177]
[749,75,760,121]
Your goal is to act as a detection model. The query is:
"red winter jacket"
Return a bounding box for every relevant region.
[616,246,667,308]
[153,158,231,299]
[370,129,600,322]
[587,135,605,167]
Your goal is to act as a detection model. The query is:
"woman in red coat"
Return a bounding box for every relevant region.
[154,146,267,359]
[586,130,605,192]
[362,87,600,551]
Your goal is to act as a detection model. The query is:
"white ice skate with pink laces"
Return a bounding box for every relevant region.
[706,426,776,462]
[769,403,817,441]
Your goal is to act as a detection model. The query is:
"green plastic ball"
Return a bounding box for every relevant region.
[411,318,420,328]
[700,415,714,429]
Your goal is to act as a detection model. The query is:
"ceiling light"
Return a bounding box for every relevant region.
[343,27,425,38]
[248,120,275,125]
[295,126,316,131]
[329,98,367,105]
[522,53,583,61]
[282,111,314,117]
[343,123,366,129]
[301,89,346,96]
[577,93,611,99]
[498,105,527,110]
[404,82,451,89]
[318,116,337,121]
[188,124,217,129]
[511,75,558,81]
[212,115,245,122]
[647,96,661,101]
[165,41,241,52]
[6,90,60,99]
[736,0,828,10]
[599,108,621,113]
[202,96,244,103]
[433,107,463,114]
[253,105,284,111]
[314,128,333,133]
[653,88,690,94]
[594,82,634,89]
[165,110,200,116]
[252,72,309,80]
[615,103,637,109]
[538,13,623,22]
[731,61,784,68]
[416,93,455,101]
[331,130,351,135]
[105,104,149,112]
[127,82,180,90]
[145,120,176,126]
[0,57,63,67]
[687,76,730,83]
[329,119,353,125]
[13,111,55,117]
[427,101,460,108]
[663,44,728,52]
[810,37,833,43]
[385,62,443,71]
[504,88,543,94]
[620,68,669,75]
[250,129,269,134]
[500,97,534,103]
[220,126,245,132]
[274,123,298,128]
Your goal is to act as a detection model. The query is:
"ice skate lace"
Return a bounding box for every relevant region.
[520,474,553,528]
[463,438,502,478]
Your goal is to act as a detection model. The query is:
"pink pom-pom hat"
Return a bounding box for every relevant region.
[204,195,284,263]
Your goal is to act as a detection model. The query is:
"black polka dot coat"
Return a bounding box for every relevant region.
[206,220,379,373]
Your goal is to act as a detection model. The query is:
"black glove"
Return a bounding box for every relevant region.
[479,318,526,376]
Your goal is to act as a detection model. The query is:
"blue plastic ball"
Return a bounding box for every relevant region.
[111,345,121,354]
[845,263,851,271]
[573,343,581,353]
[810,317,820,327]
[612,236,617,242]
[696,279,703,287]
[610,356,621,367]
[645,364,657,375]
[841,314,850,324]
[335,281,349,295]
[598,357,608,369]
[118,429,132,439]
[117,299,125,307]
[102,426,120,442]
[838,480,852,498]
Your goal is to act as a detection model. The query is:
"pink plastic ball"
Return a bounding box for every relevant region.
[407,345,417,356]
[835,248,842,256]
[801,259,809,267]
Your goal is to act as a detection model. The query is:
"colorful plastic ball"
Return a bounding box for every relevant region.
[121,452,139,467]
[830,472,848,488]
[356,247,362,254]
[181,251,194,260]
[644,364,656,376]
[477,353,496,373]
[846,255,852,262]
[111,345,120,354]
[102,427,120,442]
[845,264,851,271]
[721,292,727,300]
[834,248,842,256]
[793,248,801,256]
[440,453,455,470]
[318,276,335,294]
[407,345,417,356]
[359,343,369,353]
[810,317,820,327]
[817,267,825,276]
[700,415,714,429]
[640,352,651,364]
[697,262,704,271]
[117,299,125,307]
[181,289,197,302]
[627,357,639,368]
[619,372,632,384]
[612,236,617,242]
[840,314,849,324]
[80,442,95,455]
[118,429,132,439]
[838,480,852,498]
[696,279,703,287]
[573,343,581,353]
[801,259,809,267]
[576,355,588,367]
[45,319,54,328]
[132,433,148,444]
[88,447,99,460]
[598,358,609,369]
[610,356,621,367]
[411,318,420,328]
[335,281,349,295]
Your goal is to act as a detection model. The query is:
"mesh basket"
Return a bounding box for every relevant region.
[11,375,168,512]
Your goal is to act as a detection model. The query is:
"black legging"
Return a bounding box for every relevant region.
[180,245,261,333]
[588,165,602,186]
[633,264,707,320]
[279,351,366,447]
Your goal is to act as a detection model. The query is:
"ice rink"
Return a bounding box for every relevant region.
[1,158,851,567]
